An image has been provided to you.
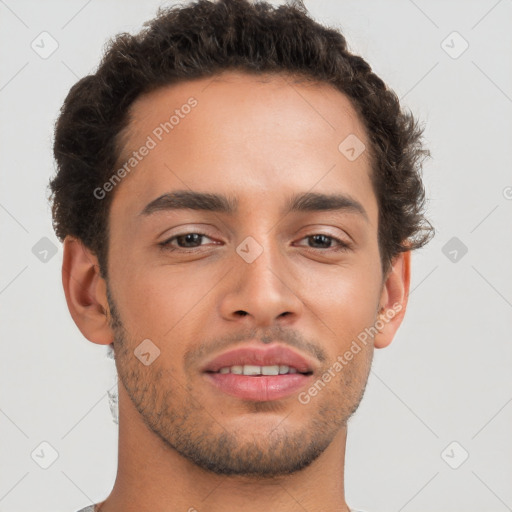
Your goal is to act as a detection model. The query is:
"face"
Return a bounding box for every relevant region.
[105,71,385,476]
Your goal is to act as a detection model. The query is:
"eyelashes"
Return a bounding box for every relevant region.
[159,232,214,250]
[158,232,352,253]
[295,233,351,251]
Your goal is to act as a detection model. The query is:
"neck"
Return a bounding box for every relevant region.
[98,384,350,512]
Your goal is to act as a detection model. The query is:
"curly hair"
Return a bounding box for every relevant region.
[48,0,433,279]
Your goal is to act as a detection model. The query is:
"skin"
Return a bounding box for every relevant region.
[62,71,410,512]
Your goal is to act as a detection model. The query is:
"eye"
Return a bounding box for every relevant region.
[158,232,351,253]
[296,234,351,252]
[159,232,216,251]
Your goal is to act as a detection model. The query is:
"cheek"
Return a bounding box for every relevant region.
[301,260,382,344]
[111,260,225,341]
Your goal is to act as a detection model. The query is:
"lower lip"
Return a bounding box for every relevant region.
[203,372,313,401]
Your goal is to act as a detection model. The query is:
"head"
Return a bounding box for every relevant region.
[50,0,433,478]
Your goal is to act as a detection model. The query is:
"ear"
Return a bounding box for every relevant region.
[373,251,411,349]
[61,235,114,345]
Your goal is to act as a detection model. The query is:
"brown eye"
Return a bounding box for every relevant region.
[159,232,213,250]
[307,234,335,249]
[297,234,351,252]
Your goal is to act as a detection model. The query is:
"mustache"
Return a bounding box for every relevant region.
[183,325,328,371]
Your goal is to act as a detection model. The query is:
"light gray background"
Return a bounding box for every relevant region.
[1,1,511,511]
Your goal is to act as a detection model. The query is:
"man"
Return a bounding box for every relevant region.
[49,0,433,510]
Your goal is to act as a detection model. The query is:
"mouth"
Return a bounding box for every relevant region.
[205,364,313,376]
[201,344,316,401]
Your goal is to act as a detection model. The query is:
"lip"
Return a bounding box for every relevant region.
[201,343,316,402]
[204,372,314,401]
[201,344,315,374]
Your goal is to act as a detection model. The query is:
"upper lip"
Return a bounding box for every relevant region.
[201,343,316,374]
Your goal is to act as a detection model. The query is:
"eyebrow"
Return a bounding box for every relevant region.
[139,190,368,221]
[139,190,237,216]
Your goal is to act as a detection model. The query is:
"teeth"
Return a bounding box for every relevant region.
[261,365,279,375]
[216,364,301,375]
[243,365,261,376]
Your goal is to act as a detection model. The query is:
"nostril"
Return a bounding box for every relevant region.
[235,310,248,316]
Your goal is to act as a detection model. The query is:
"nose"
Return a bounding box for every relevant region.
[218,238,304,327]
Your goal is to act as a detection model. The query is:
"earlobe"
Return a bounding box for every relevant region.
[61,236,114,345]
[373,251,411,349]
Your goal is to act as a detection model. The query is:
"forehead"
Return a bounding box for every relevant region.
[110,71,375,221]
[122,71,366,151]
